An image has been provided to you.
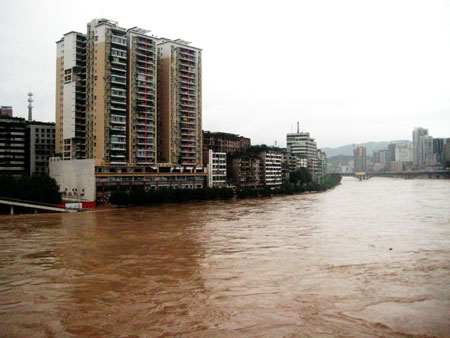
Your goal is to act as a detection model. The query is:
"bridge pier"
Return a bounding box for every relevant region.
[10,206,14,215]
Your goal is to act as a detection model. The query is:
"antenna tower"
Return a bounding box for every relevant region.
[27,92,33,121]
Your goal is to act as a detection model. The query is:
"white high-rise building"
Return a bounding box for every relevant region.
[286,129,318,175]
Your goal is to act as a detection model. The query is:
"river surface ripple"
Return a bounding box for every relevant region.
[0,177,449,337]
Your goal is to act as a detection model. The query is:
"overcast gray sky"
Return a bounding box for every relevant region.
[0,0,449,148]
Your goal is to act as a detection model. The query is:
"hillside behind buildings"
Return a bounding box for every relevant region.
[322,141,390,157]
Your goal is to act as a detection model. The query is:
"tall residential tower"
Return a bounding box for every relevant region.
[157,39,202,167]
[55,19,201,169]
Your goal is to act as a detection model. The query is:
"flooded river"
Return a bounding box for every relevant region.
[0,177,449,337]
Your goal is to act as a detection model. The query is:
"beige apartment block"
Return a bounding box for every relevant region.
[85,19,129,166]
[157,39,202,168]
[127,28,158,166]
[56,19,202,171]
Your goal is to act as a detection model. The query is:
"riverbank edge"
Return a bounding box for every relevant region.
[108,175,342,208]
[0,175,342,215]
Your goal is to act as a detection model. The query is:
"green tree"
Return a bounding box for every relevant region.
[110,191,130,206]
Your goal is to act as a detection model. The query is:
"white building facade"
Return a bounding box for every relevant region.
[207,150,226,187]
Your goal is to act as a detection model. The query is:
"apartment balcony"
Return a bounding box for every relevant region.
[111,92,126,99]
[111,101,126,108]
[136,53,155,61]
[111,154,126,160]
[111,36,127,47]
[111,147,126,152]
[181,131,196,137]
[111,126,126,132]
[179,84,196,92]
[180,72,196,80]
[136,113,155,119]
[180,103,196,110]
[110,130,126,137]
[110,120,126,127]
[111,77,126,85]
[136,64,154,72]
[136,122,155,128]
[136,80,154,88]
[179,66,196,73]
[137,154,155,159]
[137,103,154,110]
[137,95,154,102]
[178,53,196,61]
[111,140,126,146]
[136,92,155,99]
[181,121,196,128]
[180,98,196,105]
[136,44,155,52]
[179,77,196,84]
[136,84,155,91]
[137,135,154,140]
[136,71,154,79]
[181,155,197,160]
[110,106,126,113]
[136,127,155,134]
[111,72,126,79]
[179,49,195,56]
[111,66,127,73]
[180,115,196,121]
[180,90,196,97]
[111,58,127,66]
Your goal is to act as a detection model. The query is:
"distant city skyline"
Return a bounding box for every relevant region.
[1,0,449,148]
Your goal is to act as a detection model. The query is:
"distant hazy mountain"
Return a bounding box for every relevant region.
[321,141,390,158]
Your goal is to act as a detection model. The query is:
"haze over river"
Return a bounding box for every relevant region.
[0,177,449,337]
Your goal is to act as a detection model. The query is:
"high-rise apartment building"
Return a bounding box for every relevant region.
[157,39,202,167]
[56,19,201,169]
[353,146,367,172]
[394,141,413,163]
[56,31,87,160]
[127,27,158,166]
[54,19,206,201]
[412,127,428,167]
[286,130,318,175]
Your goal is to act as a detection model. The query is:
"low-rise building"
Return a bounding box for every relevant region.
[390,161,403,172]
[0,116,27,175]
[206,150,227,187]
[50,158,208,202]
[232,156,260,187]
[1,106,13,117]
[317,150,327,175]
[203,131,250,154]
[26,121,55,174]
[260,151,282,186]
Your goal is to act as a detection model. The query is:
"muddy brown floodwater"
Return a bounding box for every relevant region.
[0,177,449,337]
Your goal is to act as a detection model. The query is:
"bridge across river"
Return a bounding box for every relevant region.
[334,171,450,180]
[0,197,79,214]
